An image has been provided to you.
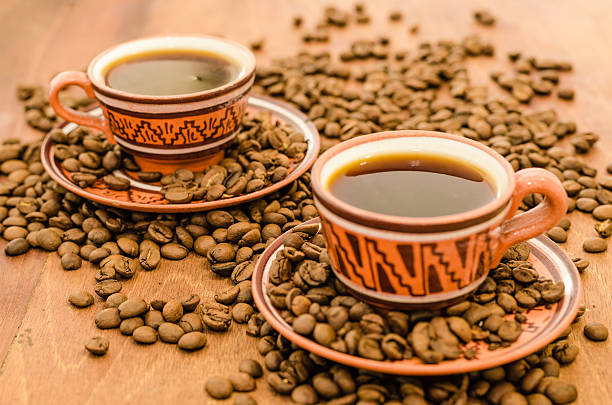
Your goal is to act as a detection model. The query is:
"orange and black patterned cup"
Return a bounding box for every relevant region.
[311,130,568,309]
[48,36,255,174]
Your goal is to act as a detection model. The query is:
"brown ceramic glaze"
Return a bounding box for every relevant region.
[311,130,568,308]
[48,36,255,174]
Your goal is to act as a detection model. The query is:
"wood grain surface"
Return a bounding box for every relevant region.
[0,0,610,404]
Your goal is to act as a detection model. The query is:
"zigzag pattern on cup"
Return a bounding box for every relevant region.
[104,101,246,148]
[321,218,492,297]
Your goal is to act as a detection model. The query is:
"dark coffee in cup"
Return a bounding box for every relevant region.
[327,152,496,217]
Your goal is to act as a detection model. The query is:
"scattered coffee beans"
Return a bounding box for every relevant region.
[584,322,608,341]
[84,336,109,356]
[205,376,233,399]
[68,290,94,308]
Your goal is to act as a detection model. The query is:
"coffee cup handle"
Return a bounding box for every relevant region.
[490,168,568,265]
[48,71,114,144]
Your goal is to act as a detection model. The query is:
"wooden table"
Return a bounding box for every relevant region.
[0,1,610,403]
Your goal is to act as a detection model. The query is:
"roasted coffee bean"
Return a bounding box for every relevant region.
[161,242,189,260]
[4,237,29,255]
[95,308,121,329]
[206,376,233,399]
[37,228,62,250]
[545,380,577,404]
[202,303,232,331]
[583,237,607,253]
[137,171,162,182]
[232,303,255,323]
[117,237,139,257]
[103,175,130,191]
[144,310,164,329]
[68,290,94,308]
[139,240,161,270]
[178,312,203,333]
[104,293,127,308]
[120,317,145,335]
[132,326,158,344]
[215,285,240,305]
[546,227,567,243]
[118,298,148,318]
[239,359,263,378]
[178,331,207,350]
[162,299,184,323]
[158,322,186,343]
[229,372,256,392]
[94,280,122,298]
[584,322,608,341]
[85,336,109,356]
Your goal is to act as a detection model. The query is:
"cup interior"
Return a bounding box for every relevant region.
[312,131,517,233]
[89,36,255,96]
[320,135,507,203]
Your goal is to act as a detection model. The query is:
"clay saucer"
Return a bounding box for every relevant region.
[41,95,320,213]
[252,218,582,376]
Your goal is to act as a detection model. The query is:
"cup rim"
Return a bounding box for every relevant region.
[311,130,516,233]
[87,35,256,104]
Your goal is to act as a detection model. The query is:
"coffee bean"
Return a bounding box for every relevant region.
[162,299,184,323]
[139,310,163,331]
[593,204,612,220]
[177,312,202,333]
[37,228,61,250]
[229,372,256,392]
[4,237,29,255]
[137,171,162,182]
[194,235,216,257]
[158,322,185,343]
[202,304,232,331]
[557,88,575,100]
[103,175,130,191]
[95,308,121,329]
[117,237,139,257]
[104,293,127,308]
[546,227,567,243]
[84,336,109,356]
[178,331,207,351]
[206,376,233,399]
[132,326,158,344]
[232,303,255,323]
[58,241,79,256]
[139,240,161,270]
[583,237,607,253]
[291,384,319,404]
[61,253,82,270]
[118,298,148,318]
[584,322,608,341]
[120,317,145,335]
[545,380,577,404]
[68,290,94,308]
[239,359,263,378]
[94,279,122,298]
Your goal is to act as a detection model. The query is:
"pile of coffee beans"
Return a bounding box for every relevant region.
[49,110,307,204]
[265,226,564,363]
[4,3,611,404]
[81,293,207,350]
[17,85,94,132]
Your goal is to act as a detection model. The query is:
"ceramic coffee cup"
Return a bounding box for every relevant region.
[48,35,256,173]
[311,130,568,309]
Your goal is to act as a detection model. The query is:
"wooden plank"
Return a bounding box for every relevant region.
[0,0,610,404]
